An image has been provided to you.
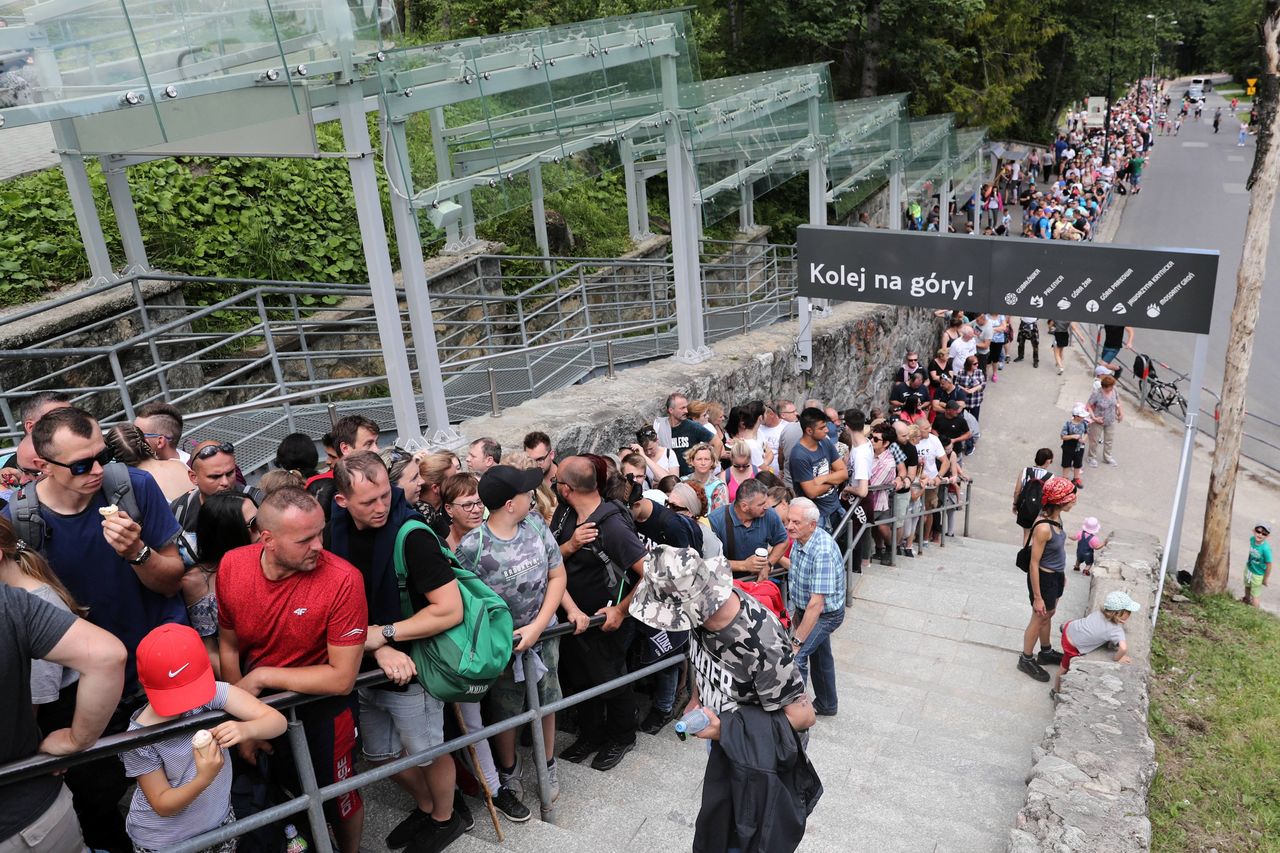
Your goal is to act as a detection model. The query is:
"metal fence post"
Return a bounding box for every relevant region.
[888,513,898,566]
[522,648,557,824]
[488,368,502,417]
[108,350,136,421]
[606,341,616,379]
[963,480,973,538]
[285,710,336,853]
[256,292,296,433]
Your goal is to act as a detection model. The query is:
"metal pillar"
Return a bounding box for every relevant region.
[737,158,754,231]
[337,81,422,441]
[1152,333,1210,626]
[385,118,463,449]
[971,150,982,233]
[103,163,150,273]
[621,139,645,240]
[428,108,464,250]
[51,122,117,283]
[661,55,711,364]
[939,174,951,234]
[530,163,552,274]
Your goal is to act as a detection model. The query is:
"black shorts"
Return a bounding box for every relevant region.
[1027,570,1066,611]
[1060,442,1084,469]
[1053,332,1070,348]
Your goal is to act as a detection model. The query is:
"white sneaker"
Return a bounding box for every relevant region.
[1057,366,1064,375]
[1089,458,1099,468]
[1106,458,1118,466]
[499,755,525,800]
[545,759,560,803]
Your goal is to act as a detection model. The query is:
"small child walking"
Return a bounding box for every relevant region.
[122,624,286,853]
[1071,516,1109,576]
[1054,590,1139,694]
[1244,521,1273,607]
[1060,404,1089,491]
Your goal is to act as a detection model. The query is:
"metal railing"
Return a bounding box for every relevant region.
[0,239,798,472]
[830,476,975,601]
[0,615,684,853]
[1071,324,1280,472]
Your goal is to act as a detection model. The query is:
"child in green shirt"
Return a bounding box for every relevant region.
[1244,521,1273,607]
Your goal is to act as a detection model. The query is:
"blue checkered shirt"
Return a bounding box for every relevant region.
[788,527,846,613]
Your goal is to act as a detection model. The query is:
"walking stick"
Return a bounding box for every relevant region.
[452,704,504,841]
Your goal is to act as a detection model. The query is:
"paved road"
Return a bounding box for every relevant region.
[1111,77,1280,458]
[0,122,57,180]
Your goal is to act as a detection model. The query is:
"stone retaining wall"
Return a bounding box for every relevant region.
[1007,531,1161,853]
[456,300,940,458]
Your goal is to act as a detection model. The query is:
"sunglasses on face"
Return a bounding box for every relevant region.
[667,502,687,513]
[246,516,258,531]
[44,447,114,476]
[194,441,235,461]
[1256,528,1270,536]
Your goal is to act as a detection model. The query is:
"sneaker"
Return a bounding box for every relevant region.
[498,756,524,800]
[1105,457,1118,466]
[1073,479,1084,491]
[1038,648,1064,665]
[991,373,998,383]
[1033,359,1040,368]
[492,786,531,823]
[1017,654,1051,682]
[386,810,433,849]
[1057,366,1064,375]
[639,706,670,735]
[405,812,465,853]
[454,790,474,832]
[545,758,560,803]
[901,547,915,558]
[1089,458,1099,468]
[560,737,603,764]
[1013,356,1025,363]
[590,740,635,771]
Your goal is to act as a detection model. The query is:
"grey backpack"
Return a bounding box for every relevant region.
[10,462,141,553]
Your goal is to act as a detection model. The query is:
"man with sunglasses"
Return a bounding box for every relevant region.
[0,391,71,493]
[170,440,262,561]
[8,407,184,852]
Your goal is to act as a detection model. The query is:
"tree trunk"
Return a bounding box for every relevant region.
[859,0,882,98]
[1193,0,1280,594]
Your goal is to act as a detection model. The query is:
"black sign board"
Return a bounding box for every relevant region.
[797,225,1219,334]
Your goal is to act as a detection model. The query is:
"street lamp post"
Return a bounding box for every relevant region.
[1146,14,1177,126]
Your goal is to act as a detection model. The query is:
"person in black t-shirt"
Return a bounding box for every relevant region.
[889,371,930,413]
[551,456,647,772]
[655,394,717,476]
[932,402,973,455]
[327,453,469,851]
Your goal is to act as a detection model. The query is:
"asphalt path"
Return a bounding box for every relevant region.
[1111,77,1280,451]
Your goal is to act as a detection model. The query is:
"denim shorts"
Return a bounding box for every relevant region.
[358,683,445,763]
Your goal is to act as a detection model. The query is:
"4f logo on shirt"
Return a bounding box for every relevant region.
[293,608,308,616]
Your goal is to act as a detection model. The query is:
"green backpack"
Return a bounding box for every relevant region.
[392,519,514,702]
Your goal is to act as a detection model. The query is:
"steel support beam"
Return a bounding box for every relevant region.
[737,158,754,231]
[530,163,552,274]
[428,108,464,248]
[385,118,463,449]
[103,163,151,273]
[621,139,644,240]
[661,56,710,364]
[51,121,117,284]
[337,81,422,441]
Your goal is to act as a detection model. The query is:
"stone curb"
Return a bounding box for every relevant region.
[1006,529,1160,852]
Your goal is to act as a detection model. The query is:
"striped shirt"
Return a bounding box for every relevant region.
[122,682,233,849]
[788,527,846,613]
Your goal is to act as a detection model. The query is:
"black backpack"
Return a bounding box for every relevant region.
[10,462,141,552]
[1133,353,1154,381]
[1014,467,1052,529]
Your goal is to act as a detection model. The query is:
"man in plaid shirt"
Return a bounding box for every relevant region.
[784,497,847,717]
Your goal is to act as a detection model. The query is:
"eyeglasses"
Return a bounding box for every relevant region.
[548,477,560,490]
[44,447,113,476]
[386,446,414,464]
[141,432,175,444]
[906,359,919,364]
[667,502,687,513]
[450,499,485,513]
[194,441,235,461]
[246,516,258,531]
[530,452,551,465]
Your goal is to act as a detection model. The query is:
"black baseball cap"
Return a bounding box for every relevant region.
[477,465,544,510]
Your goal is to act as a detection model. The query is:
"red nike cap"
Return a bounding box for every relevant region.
[137,623,216,716]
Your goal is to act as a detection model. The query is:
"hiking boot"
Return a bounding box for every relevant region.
[498,756,524,800]
[560,737,603,764]
[639,706,670,735]
[405,812,466,853]
[386,810,432,850]
[1037,648,1064,665]
[492,786,531,823]
[590,740,635,771]
[1017,654,1051,682]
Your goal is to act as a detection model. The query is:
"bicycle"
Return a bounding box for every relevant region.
[1134,354,1188,419]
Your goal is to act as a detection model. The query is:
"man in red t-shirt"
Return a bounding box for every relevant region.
[218,487,367,853]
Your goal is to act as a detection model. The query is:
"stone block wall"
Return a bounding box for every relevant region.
[455,299,940,457]
[1006,530,1160,853]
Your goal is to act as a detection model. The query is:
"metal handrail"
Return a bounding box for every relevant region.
[0,613,683,853]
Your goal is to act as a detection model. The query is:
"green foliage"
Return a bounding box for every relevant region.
[1149,591,1280,851]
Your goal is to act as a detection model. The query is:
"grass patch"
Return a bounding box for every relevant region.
[1148,591,1280,851]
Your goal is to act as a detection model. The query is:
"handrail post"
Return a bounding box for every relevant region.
[523,648,557,824]
[108,350,136,421]
[888,512,898,566]
[285,709,336,853]
[606,340,616,379]
[963,480,973,538]
[256,292,296,433]
[488,368,501,417]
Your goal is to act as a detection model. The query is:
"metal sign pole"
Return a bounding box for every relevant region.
[1151,332,1210,626]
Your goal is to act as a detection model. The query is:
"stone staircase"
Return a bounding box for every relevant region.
[360,534,1090,853]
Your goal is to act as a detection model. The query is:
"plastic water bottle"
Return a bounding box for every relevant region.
[674,708,711,741]
[284,825,308,853]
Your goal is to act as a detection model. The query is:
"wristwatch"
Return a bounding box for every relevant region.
[382,623,397,642]
[127,544,152,565]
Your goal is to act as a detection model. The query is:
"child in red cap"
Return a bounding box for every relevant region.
[122,624,286,853]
